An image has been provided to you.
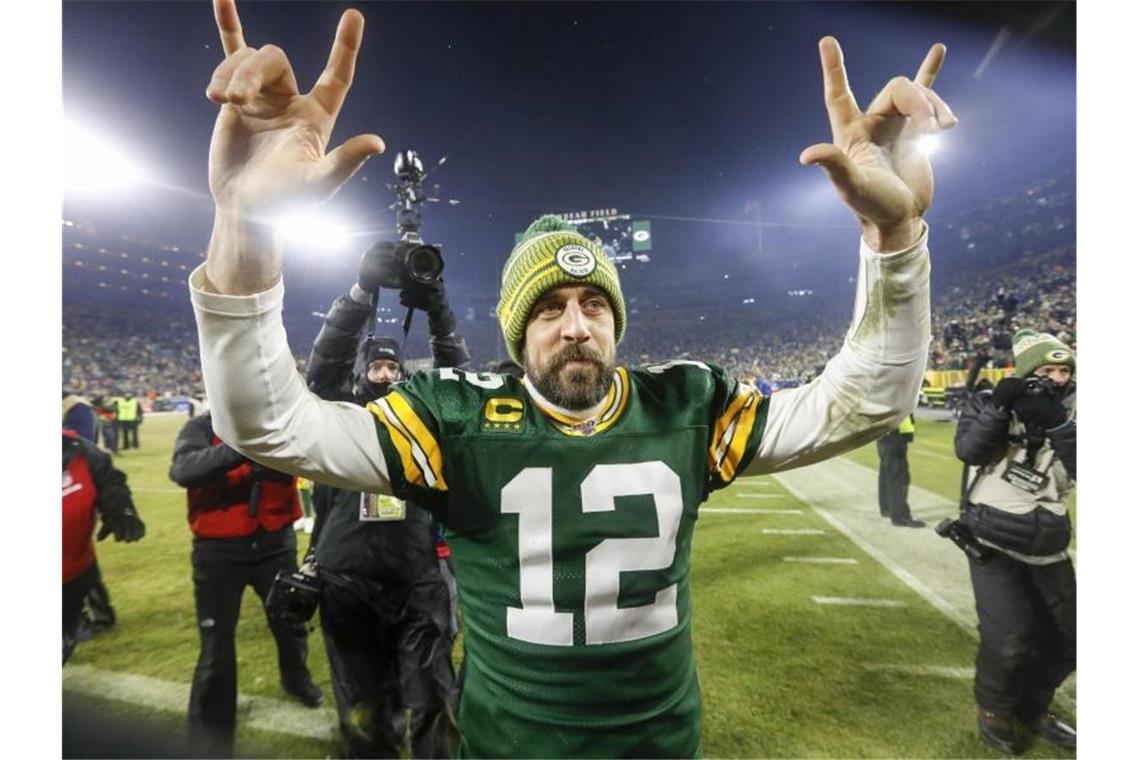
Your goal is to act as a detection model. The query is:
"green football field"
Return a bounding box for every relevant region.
[64,413,1076,758]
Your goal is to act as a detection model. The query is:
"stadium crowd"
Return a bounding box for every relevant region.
[61,251,1075,395]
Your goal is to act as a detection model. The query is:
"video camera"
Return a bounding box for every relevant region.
[935,517,990,563]
[265,567,322,625]
[362,150,444,290]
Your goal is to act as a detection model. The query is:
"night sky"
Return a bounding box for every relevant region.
[62,1,1075,323]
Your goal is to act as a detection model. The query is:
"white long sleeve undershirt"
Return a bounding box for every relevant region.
[190,224,930,492]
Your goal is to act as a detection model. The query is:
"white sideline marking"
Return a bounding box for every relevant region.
[703,508,802,515]
[864,663,974,679]
[813,596,906,608]
[774,458,1075,714]
[763,528,826,535]
[62,665,339,741]
[130,487,184,494]
[783,556,858,564]
[735,494,785,500]
[773,472,977,636]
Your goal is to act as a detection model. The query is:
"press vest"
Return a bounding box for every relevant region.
[187,435,301,538]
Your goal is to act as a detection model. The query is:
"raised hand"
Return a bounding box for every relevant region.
[800,37,957,251]
[206,0,384,216]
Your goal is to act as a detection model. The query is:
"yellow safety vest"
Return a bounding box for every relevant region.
[117,397,140,422]
[898,414,916,436]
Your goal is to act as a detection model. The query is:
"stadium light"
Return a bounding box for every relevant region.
[917,134,942,157]
[274,210,353,252]
[65,119,148,195]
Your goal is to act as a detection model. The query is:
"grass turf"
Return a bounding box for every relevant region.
[66,412,1075,757]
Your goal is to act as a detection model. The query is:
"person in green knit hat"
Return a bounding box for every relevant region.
[193,2,957,755]
[954,328,1076,754]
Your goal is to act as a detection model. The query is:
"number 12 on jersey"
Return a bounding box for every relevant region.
[501,462,683,646]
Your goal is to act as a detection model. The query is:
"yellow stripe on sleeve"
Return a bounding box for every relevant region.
[719,391,761,481]
[367,393,448,492]
[708,384,762,482]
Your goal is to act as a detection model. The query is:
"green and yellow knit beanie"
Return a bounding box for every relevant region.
[496,214,626,364]
[1012,329,1075,378]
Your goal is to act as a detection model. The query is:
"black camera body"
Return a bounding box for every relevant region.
[935,517,990,563]
[1023,375,1056,397]
[373,149,445,289]
[265,569,322,624]
[362,238,444,290]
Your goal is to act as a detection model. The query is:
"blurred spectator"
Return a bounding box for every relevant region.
[62,390,97,443]
[63,431,146,663]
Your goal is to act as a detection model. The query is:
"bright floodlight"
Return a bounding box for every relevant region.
[917,134,942,157]
[65,121,147,194]
[275,210,352,251]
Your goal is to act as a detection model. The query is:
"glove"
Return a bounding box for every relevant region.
[357,241,402,293]
[398,278,448,314]
[401,280,457,337]
[990,377,1026,410]
[97,506,146,542]
[1012,394,1069,429]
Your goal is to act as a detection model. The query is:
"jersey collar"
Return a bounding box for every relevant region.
[524,368,630,437]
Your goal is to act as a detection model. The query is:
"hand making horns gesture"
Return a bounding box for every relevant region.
[800,37,957,250]
[206,0,384,216]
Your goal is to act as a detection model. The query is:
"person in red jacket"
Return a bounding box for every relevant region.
[169,412,322,758]
[62,430,145,663]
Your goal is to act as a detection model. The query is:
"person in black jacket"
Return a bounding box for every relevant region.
[62,431,145,663]
[169,412,322,758]
[303,248,467,758]
[954,329,1076,755]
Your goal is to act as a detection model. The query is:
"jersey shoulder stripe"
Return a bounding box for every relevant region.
[367,392,448,492]
[709,383,767,482]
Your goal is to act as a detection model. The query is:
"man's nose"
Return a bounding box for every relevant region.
[560,302,590,342]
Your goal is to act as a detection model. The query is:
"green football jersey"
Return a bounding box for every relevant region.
[367,361,768,758]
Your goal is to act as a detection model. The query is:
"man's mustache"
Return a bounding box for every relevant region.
[549,344,607,374]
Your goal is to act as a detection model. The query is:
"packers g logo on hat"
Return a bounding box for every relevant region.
[555,245,596,278]
[1047,349,1071,362]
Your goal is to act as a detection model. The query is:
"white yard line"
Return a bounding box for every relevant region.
[773,462,977,637]
[812,596,907,608]
[129,488,185,494]
[863,663,974,679]
[783,556,858,564]
[763,528,827,535]
[774,456,1075,712]
[910,447,954,462]
[62,665,339,741]
[734,494,785,500]
[703,508,803,515]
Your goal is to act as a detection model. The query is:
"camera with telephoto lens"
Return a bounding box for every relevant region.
[1023,375,1056,397]
[935,517,990,563]
[265,568,322,624]
[363,150,444,290]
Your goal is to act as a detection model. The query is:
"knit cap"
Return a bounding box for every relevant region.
[1012,329,1075,378]
[496,215,626,364]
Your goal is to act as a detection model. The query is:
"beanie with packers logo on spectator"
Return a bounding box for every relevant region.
[1012,329,1075,378]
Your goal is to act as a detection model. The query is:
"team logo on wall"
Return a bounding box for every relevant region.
[555,245,596,277]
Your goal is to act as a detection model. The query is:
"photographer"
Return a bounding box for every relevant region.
[63,430,145,663]
[169,411,322,758]
[301,244,467,758]
[953,329,1076,754]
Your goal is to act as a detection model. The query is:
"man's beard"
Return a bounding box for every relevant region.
[527,343,614,411]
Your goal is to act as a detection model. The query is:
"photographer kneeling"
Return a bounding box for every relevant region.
[954,329,1076,755]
